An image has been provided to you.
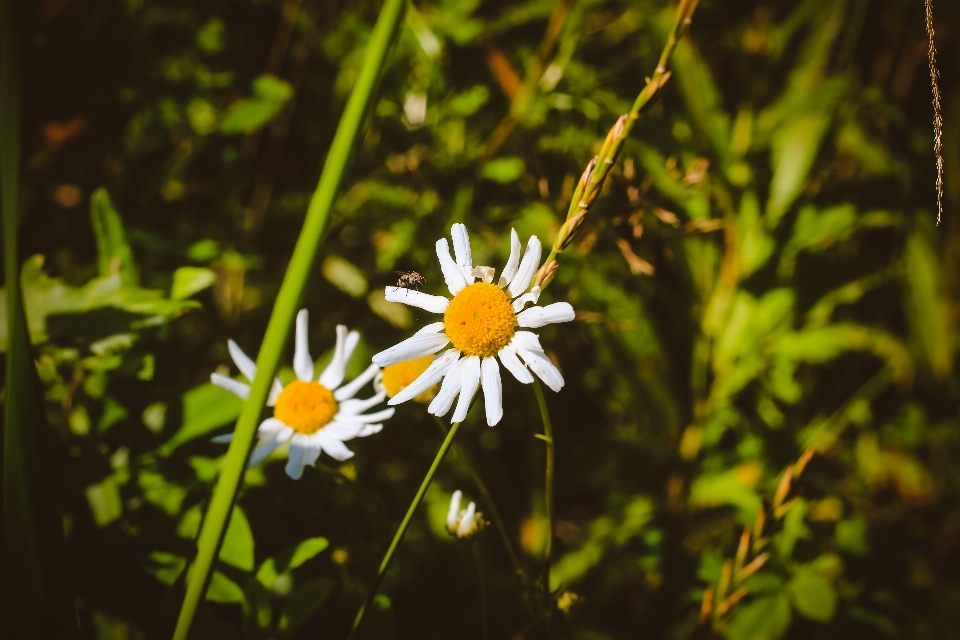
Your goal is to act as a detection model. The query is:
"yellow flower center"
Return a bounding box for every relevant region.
[382,356,439,403]
[443,282,516,358]
[273,381,338,434]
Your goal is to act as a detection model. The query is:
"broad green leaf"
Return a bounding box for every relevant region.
[159,383,244,454]
[90,188,137,285]
[219,507,254,571]
[835,517,869,556]
[904,227,953,377]
[766,113,829,228]
[278,578,335,633]
[171,266,216,300]
[775,498,809,560]
[139,470,187,515]
[147,551,185,586]
[206,571,245,603]
[725,594,792,640]
[287,537,330,570]
[787,567,837,622]
[220,74,293,134]
[481,157,525,182]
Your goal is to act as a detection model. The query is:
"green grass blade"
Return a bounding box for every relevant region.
[171,0,408,638]
[1,2,78,637]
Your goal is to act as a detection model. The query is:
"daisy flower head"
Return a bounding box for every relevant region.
[212,309,393,480]
[377,355,440,404]
[372,224,575,426]
[446,490,486,541]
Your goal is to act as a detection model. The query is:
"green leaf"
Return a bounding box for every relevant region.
[90,188,137,285]
[775,498,810,560]
[220,74,293,134]
[279,579,335,633]
[904,226,952,377]
[787,567,837,622]
[765,113,830,228]
[287,537,330,570]
[689,465,763,524]
[220,507,254,571]
[159,383,244,454]
[836,516,869,556]
[206,571,245,604]
[171,266,216,300]
[481,157,525,183]
[725,594,792,640]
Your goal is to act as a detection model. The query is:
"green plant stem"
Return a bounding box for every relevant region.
[432,417,528,590]
[474,542,489,640]
[171,1,407,638]
[540,0,702,274]
[532,380,554,601]
[349,420,463,637]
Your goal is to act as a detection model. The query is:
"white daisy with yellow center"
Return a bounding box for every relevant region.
[372,224,574,426]
[212,309,393,479]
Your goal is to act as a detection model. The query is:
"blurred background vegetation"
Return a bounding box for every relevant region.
[2,0,959,637]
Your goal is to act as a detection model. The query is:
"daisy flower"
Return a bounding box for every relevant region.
[446,490,486,540]
[372,224,575,426]
[377,355,440,404]
[212,309,393,479]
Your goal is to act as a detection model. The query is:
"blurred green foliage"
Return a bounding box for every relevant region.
[3,0,960,637]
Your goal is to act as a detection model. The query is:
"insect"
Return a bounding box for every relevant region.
[394,270,425,291]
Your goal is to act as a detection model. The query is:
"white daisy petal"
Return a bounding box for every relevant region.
[334,363,379,401]
[211,373,251,400]
[227,339,257,382]
[518,348,565,392]
[336,408,395,424]
[390,348,460,405]
[447,490,462,531]
[416,321,446,335]
[517,302,576,328]
[451,223,475,282]
[226,340,284,402]
[428,355,468,416]
[457,502,477,537]
[258,418,288,436]
[356,424,382,437]
[293,309,314,382]
[248,430,285,467]
[373,331,450,368]
[317,434,355,461]
[498,228,522,288]
[511,330,544,352]
[437,237,468,295]
[339,390,387,415]
[471,266,494,284]
[300,441,323,469]
[286,438,307,479]
[319,325,360,389]
[451,355,481,423]
[481,356,503,426]
[498,342,534,384]
[211,433,233,443]
[511,286,541,312]
[507,234,542,297]
[385,287,450,313]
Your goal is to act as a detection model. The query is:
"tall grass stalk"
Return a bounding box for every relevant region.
[1,2,77,636]
[533,380,555,606]
[170,0,407,637]
[349,420,463,637]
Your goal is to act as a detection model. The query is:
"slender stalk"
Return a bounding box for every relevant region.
[535,0,702,289]
[532,380,554,601]
[432,417,527,588]
[171,1,407,638]
[349,421,463,637]
[474,542,489,640]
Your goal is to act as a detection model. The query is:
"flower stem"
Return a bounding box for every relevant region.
[170,0,407,638]
[532,380,554,602]
[432,417,530,594]
[474,542,489,640]
[349,420,463,637]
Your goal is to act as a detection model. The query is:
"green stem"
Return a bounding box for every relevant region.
[474,542,489,640]
[432,417,529,591]
[532,380,554,602]
[349,420,463,637]
[171,1,407,638]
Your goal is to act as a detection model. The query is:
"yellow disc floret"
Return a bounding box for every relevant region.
[273,381,338,434]
[382,355,438,403]
[443,282,516,358]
